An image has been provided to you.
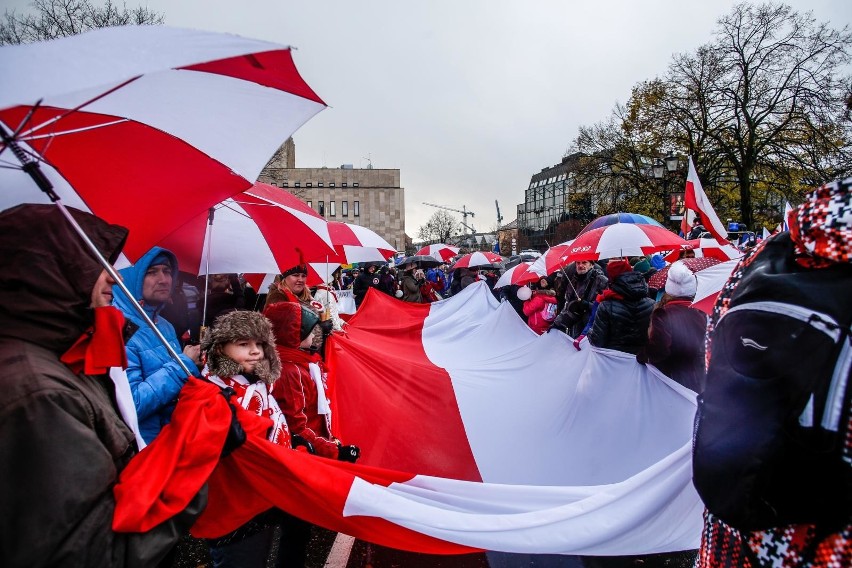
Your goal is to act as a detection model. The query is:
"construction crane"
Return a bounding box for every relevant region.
[495,200,503,227]
[422,202,476,235]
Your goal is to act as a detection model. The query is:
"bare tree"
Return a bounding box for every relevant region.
[417,210,460,244]
[1,0,164,45]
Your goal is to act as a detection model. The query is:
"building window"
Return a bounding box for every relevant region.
[294,182,301,188]
[329,201,336,216]
[318,201,325,216]
[342,182,348,188]
[282,182,289,187]
[353,182,360,188]
[318,182,324,187]
[329,182,335,188]
[306,182,313,188]
[342,200,348,217]
[307,200,312,209]
[353,200,360,217]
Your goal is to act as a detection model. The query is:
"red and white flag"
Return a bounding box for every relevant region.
[115,283,703,555]
[682,157,728,243]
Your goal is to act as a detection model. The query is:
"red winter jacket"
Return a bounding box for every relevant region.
[522,293,558,335]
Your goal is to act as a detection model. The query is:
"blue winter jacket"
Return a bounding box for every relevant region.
[112,247,199,444]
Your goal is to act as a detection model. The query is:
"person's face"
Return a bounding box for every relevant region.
[281,273,307,295]
[539,277,549,288]
[299,329,316,349]
[222,339,265,374]
[209,273,230,292]
[575,260,593,275]
[90,269,118,308]
[142,263,173,305]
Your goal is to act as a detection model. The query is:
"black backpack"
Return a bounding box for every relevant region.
[693,233,852,532]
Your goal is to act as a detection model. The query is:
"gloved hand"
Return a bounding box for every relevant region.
[567,300,589,315]
[219,387,246,457]
[573,334,585,351]
[318,319,334,336]
[337,444,361,463]
[291,434,316,454]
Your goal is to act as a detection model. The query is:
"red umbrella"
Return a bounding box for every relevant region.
[416,243,460,262]
[528,240,575,275]
[648,257,723,290]
[327,221,395,264]
[663,238,742,263]
[494,262,540,289]
[561,224,688,262]
[157,182,335,276]
[0,26,326,262]
[451,251,505,270]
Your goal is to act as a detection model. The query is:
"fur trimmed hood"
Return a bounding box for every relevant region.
[201,310,281,384]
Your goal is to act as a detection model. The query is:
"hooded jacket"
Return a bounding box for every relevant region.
[0,204,201,567]
[588,271,654,354]
[265,302,341,458]
[113,246,199,444]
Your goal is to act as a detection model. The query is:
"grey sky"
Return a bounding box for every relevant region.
[7,0,851,236]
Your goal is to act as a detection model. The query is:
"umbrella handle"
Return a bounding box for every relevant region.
[55,203,195,377]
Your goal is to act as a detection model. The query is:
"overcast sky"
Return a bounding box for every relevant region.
[11,0,850,236]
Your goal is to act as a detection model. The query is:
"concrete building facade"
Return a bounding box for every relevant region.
[259,139,406,253]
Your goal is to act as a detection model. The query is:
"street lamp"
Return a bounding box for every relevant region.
[651,152,681,228]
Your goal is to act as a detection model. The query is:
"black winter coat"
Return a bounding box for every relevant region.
[588,272,654,354]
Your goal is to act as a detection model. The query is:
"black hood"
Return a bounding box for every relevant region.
[610,271,649,300]
[0,204,128,354]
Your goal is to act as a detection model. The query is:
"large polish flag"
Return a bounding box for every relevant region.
[114,282,703,555]
[683,156,728,244]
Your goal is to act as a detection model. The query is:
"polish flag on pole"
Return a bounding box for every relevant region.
[682,156,728,243]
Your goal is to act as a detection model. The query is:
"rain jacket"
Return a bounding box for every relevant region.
[588,272,654,354]
[0,204,202,568]
[113,246,199,444]
[522,292,558,334]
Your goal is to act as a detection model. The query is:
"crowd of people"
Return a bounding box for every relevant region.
[0,178,849,568]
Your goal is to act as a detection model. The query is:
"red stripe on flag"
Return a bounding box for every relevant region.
[327,289,483,482]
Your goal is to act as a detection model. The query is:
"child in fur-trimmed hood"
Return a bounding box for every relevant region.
[199,310,290,567]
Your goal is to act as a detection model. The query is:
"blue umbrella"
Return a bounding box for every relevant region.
[577,213,664,236]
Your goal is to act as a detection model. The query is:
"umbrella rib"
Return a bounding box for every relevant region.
[20,119,129,141]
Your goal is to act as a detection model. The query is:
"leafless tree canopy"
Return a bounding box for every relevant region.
[0,0,164,45]
[417,210,460,244]
[569,2,851,230]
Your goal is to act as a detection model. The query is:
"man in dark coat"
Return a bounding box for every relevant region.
[587,259,654,354]
[352,264,382,307]
[552,260,608,338]
[0,204,204,568]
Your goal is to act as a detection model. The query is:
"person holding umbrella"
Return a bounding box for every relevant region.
[113,246,203,444]
[400,262,423,303]
[0,205,205,567]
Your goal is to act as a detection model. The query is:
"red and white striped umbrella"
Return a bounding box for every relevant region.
[243,262,342,292]
[416,243,460,262]
[452,251,505,270]
[327,221,395,264]
[157,182,335,276]
[528,240,575,276]
[663,238,743,263]
[0,26,326,263]
[494,262,540,289]
[691,259,739,314]
[561,224,688,262]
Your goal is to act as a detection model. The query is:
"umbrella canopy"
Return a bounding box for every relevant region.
[327,221,395,264]
[648,257,723,290]
[157,182,335,276]
[416,243,460,262]
[561,224,688,263]
[527,240,576,276]
[397,254,442,269]
[577,213,665,236]
[0,25,326,262]
[494,262,541,289]
[452,251,505,270]
[243,262,342,292]
[691,259,739,314]
[663,238,743,263]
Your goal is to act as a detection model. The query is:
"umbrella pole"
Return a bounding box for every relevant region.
[201,207,215,331]
[2,127,194,378]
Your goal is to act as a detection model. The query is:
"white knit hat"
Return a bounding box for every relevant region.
[516,286,532,301]
[665,261,697,298]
